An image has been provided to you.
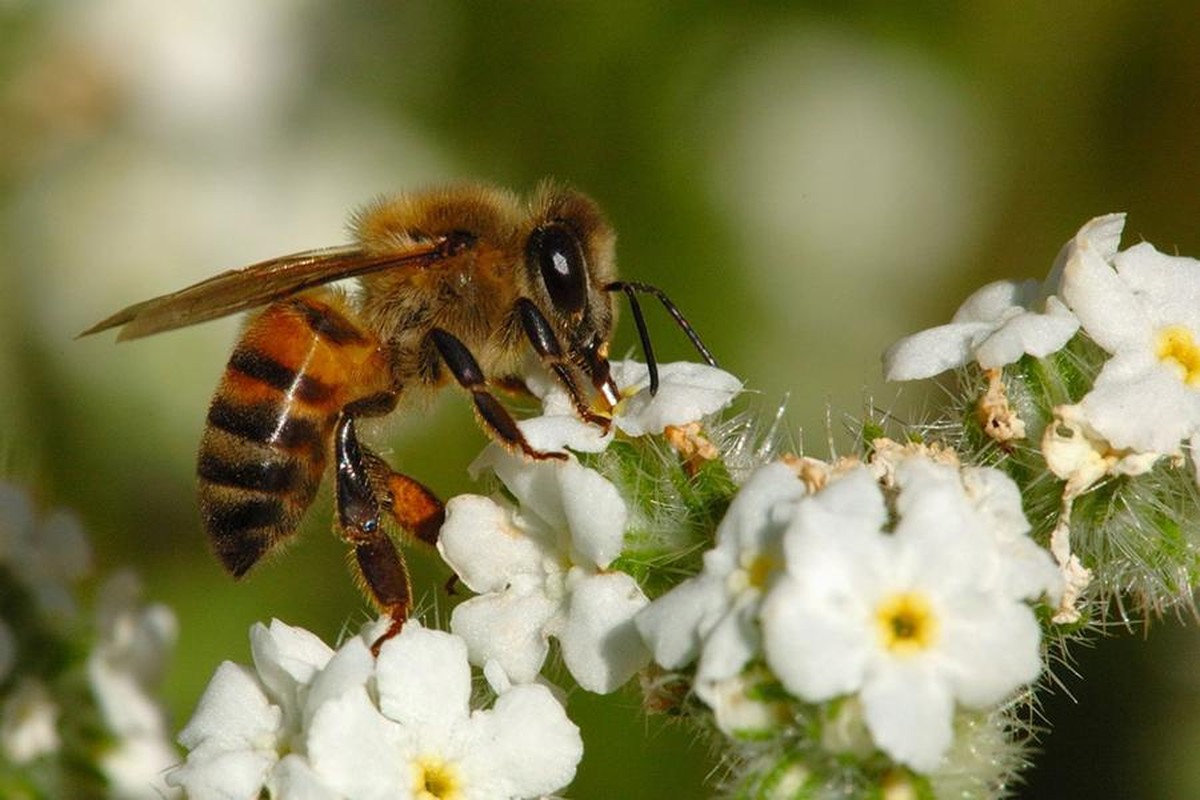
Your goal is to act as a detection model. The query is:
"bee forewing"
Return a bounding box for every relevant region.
[80,240,451,341]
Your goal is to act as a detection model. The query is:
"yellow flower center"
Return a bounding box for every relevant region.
[875,592,939,656]
[1156,325,1200,387]
[745,552,777,590]
[413,756,461,800]
[727,550,779,594]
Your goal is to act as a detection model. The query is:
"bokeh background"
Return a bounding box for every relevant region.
[3,3,1200,797]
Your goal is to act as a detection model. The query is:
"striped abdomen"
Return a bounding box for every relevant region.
[198,293,392,576]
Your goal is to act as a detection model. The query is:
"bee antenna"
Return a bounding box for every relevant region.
[605,281,719,396]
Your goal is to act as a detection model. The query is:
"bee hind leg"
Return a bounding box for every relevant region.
[334,413,444,654]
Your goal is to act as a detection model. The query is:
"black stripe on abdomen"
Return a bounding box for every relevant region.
[197,450,301,493]
[228,348,336,404]
[206,397,325,453]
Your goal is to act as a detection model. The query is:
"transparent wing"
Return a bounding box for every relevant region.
[81,237,456,341]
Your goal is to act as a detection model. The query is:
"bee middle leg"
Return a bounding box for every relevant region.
[333,412,444,652]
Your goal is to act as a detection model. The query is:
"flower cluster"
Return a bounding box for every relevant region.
[886,214,1200,617]
[427,356,1060,792]
[169,619,582,800]
[0,481,178,799]
[437,358,743,695]
[638,446,1060,777]
[170,218,1200,799]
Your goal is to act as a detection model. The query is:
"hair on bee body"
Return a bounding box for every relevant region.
[82,180,716,651]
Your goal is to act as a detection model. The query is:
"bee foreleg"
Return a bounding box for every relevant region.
[515,298,614,428]
[429,328,567,461]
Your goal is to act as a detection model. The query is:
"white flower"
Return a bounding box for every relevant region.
[701,666,791,739]
[168,619,374,799]
[760,464,1048,773]
[439,448,648,693]
[634,462,807,713]
[306,623,582,800]
[918,460,1062,604]
[173,619,582,799]
[1060,219,1200,456]
[88,572,180,799]
[0,481,92,619]
[882,215,1125,381]
[517,359,743,453]
[0,678,60,764]
[1042,403,1163,495]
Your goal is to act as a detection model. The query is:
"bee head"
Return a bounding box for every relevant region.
[525,184,617,394]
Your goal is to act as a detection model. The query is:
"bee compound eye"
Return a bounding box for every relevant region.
[529,223,587,315]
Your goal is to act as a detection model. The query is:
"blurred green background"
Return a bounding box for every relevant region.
[3,2,1200,797]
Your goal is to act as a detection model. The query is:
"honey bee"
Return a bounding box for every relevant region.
[82,182,716,646]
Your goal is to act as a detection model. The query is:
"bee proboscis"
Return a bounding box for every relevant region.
[83,181,716,648]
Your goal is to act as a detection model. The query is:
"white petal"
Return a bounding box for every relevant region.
[634,574,729,669]
[306,688,405,800]
[613,362,742,437]
[87,654,165,741]
[973,309,1079,368]
[784,466,887,556]
[438,495,547,593]
[477,450,628,569]
[302,635,375,729]
[1083,364,1200,452]
[1044,213,1125,299]
[693,597,759,689]
[167,742,277,800]
[450,585,557,684]
[951,279,1033,324]
[476,447,568,532]
[177,662,280,751]
[518,412,612,453]
[100,734,178,800]
[860,662,955,773]
[1078,212,1127,261]
[270,754,342,800]
[1113,243,1200,324]
[462,684,583,798]
[553,571,650,693]
[511,361,616,453]
[1061,228,1146,353]
[958,467,1029,538]
[760,572,871,702]
[376,626,472,731]
[938,596,1043,708]
[714,461,806,553]
[557,460,628,569]
[882,322,994,381]
[250,620,334,707]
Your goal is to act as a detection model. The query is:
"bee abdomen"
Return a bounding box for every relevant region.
[198,410,327,577]
[197,294,389,577]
